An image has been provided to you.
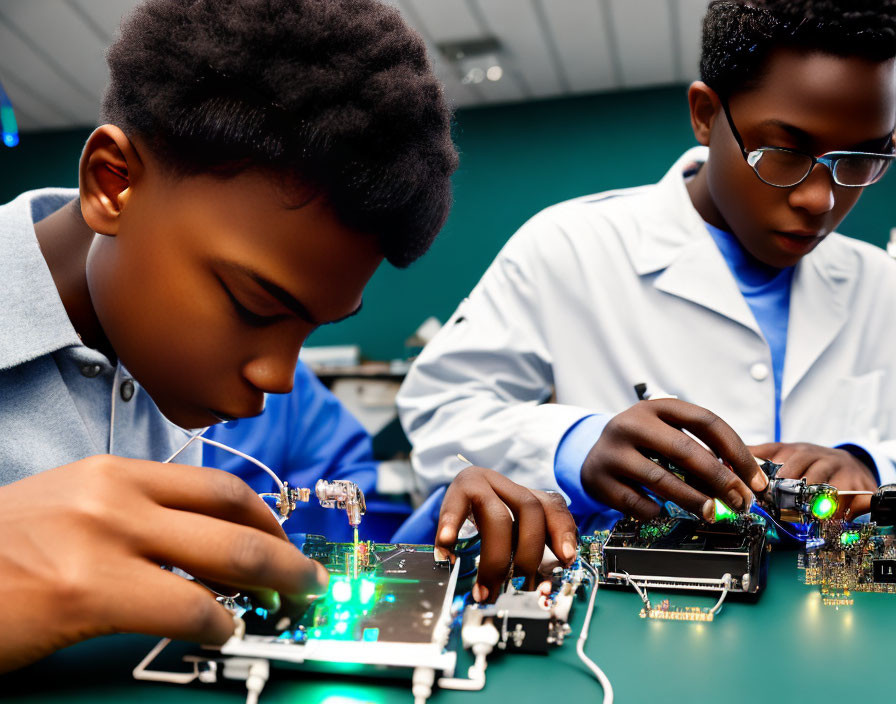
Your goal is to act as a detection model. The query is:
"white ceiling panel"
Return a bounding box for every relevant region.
[0,0,717,133]
[387,0,480,109]
[67,0,141,43]
[678,0,710,82]
[1,0,108,102]
[541,0,618,94]
[404,0,483,43]
[471,0,561,99]
[0,17,98,124]
[607,0,677,88]
[0,71,69,130]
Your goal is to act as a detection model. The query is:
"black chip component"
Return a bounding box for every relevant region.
[872,559,896,583]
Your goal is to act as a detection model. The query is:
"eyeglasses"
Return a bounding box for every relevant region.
[719,99,895,188]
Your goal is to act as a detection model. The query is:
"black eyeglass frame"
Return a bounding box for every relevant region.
[718,97,896,189]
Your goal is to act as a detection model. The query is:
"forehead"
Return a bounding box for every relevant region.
[149,169,382,320]
[734,48,896,146]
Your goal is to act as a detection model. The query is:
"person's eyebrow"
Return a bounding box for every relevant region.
[755,119,814,147]
[219,261,363,325]
[757,118,895,153]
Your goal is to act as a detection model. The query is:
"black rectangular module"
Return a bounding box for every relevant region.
[872,559,896,583]
[600,517,767,594]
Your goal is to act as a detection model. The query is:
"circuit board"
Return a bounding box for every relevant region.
[219,535,459,673]
[800,521,896,605]
[596,513,768,595]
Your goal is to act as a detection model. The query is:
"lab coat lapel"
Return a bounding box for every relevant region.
[652,239,761,336]
[782,239,852,399]
[627,147,761,336]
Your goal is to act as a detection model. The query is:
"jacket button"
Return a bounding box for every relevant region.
[80,363,102,378]
[120,379,136,402]
[750,363,769,381]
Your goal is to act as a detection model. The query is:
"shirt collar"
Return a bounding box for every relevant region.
[0,188,84,371]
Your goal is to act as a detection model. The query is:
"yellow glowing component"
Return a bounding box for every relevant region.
[640,607,714,622]
[714,499,737,522]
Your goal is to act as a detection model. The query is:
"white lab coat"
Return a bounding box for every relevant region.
[397,147,896,498]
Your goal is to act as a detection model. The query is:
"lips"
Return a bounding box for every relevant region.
[776,229,822,239]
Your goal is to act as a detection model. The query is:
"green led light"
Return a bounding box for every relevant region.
[840,531,860,546]
[811,494,837,520]
[714,499,737,522]
[331,579,352,603]
[333,621,348,635]
[359,578,376,604]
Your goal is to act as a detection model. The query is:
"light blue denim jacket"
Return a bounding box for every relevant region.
[0,188,200,486]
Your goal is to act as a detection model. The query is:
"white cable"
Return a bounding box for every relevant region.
[412,666,435,704]
[622,571,651,612]
[244,659,270,704]
[132,638,199,684]
[838,491,876,496]
[710,574,732,616]
[579,559,614,704]
[163,427,208,464]
[162,429,288,522]
[193,436,284,492]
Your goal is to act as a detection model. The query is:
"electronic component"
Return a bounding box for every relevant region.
[871,484,896,526]
[754,460,839,522]
[595,513,767,598]
[800,520,896,605]
[461,563,590,654]
[315,479,367,527]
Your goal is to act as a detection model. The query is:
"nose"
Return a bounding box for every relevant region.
[241,327,308,395]
[787,162,835,216]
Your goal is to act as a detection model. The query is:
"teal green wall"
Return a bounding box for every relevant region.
[3,86,894,360]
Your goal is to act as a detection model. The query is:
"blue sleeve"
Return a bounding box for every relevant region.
[555,413,625,531]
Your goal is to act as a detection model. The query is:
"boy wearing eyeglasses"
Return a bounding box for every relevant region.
[397,0,896,530]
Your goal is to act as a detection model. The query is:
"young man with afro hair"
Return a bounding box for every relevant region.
[0,0,578,672]
[398,0,896,533]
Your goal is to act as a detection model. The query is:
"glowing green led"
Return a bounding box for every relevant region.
[840,531,860,546]
[359,578,376,604]
[331,578,352,603]
[333,622,348,635]
[811,494,837,520]
[714,499,737,522]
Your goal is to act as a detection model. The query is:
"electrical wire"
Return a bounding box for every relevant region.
[578,559,614,704]
[749,502,811,542]
[709,574,732,616]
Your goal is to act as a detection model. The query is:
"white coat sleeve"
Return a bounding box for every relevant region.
[396,215,596,496]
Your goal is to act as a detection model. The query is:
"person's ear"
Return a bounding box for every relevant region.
[688,81,722,147]
[79,125,144,236]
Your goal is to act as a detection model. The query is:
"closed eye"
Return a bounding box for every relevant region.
[217,277,286,328]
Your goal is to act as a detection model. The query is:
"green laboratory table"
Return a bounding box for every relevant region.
[3,550,892,703]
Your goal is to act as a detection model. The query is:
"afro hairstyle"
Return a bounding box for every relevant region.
[102,0,458,267]
[700,0,896,100]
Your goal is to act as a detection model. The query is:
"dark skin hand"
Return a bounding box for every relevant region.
[435,466,578,603]
[0,456,329,673]
[582,399,769,522]
[750,442,878,517]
